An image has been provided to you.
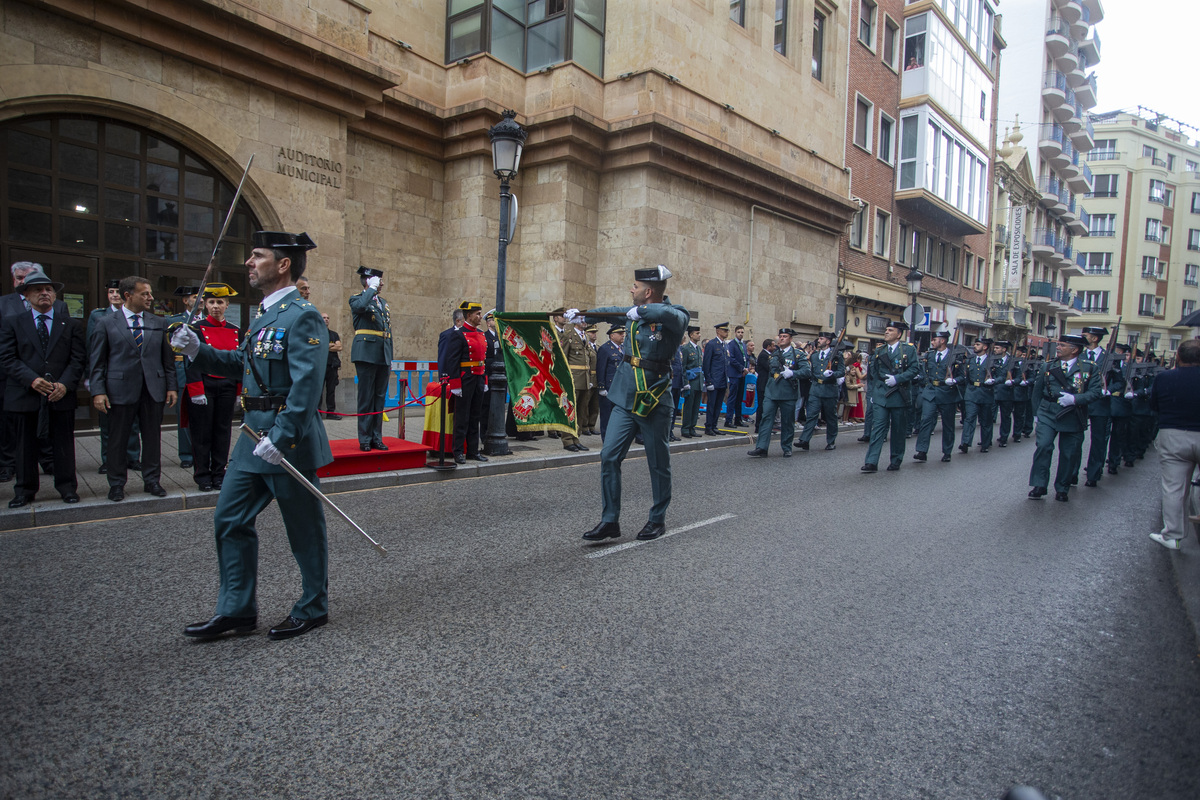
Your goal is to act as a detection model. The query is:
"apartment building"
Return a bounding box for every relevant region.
[1074,111,1200,354]
[838,0,1001,350]
[993,0,1103,345]
[0,0,857,369]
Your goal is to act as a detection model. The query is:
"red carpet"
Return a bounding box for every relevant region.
[317,437,434,477]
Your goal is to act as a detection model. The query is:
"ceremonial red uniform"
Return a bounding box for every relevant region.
[185,317,241,489]
[436,322,488,459]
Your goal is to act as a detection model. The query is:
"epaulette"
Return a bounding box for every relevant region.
[298,300,313,308]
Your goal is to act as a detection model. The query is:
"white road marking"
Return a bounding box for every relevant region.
[585,513,736,558]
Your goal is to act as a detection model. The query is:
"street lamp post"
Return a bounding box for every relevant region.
[1043,318,1058,360]
[905,267,924,345]
[483,109,528,457]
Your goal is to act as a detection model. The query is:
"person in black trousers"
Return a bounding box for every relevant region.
[320,312,343,419]
[185,284,242,492]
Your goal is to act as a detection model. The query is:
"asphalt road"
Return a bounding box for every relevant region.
[2,433,1198,799]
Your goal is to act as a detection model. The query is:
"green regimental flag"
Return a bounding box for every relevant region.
[494,312,579,434]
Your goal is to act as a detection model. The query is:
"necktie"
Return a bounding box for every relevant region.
[1087,351,1096,362]
[36,314,50,350]
[131,314,143,349]
[936,353,943,364]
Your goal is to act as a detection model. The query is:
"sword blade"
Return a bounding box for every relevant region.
[239,424,387,556]
[184,154,255,327]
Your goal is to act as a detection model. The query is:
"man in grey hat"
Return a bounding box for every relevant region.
[0,268,86,506]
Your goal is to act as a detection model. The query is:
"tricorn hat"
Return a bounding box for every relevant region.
[887,320,909,332]
[357,265,384,279]
[634,264,672,283]
[778,327,796,336]
[977,337,994,346]
[17,268,63,293]
[174,284,200,297]
[994,339,1011,348]
[1081,326,1109,337]
[686,325,700,333]
[458,301,483,312]
[817,331,835,340]
[550,307,567,315]
[1060,334,1088,348]
[932,328,951,340]
[104,278,121,290]
[202,283,238,299]
[253,231,317,251]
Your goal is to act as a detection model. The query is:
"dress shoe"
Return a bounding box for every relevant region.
[325,413,342,420]
[941,454,952,462]
[861,463,878,472]
[636,520,666,540]
[1054,491,1069,502]
[747,448,768,458]
[144,483,167,497]
[980,446,990,453]
[998,441,1007,447]
[198,480,214,492]
[549,431,561,439]
[184,614,257,638]
[564,444,584,453]
[959,444,969,454]
[97,465,108,475]
[681,432,694,438]
[371,440,389,451]
[61,493,79,504]
[825,443,836,451]
[180,460,193,469]
[913,451,927,462]
[582,521,621,541]
[886,463,900,471]
[798,441,810,451]
[454,453,466,464]
[712,429,726,436]
[0,467,12,482]
[360,443,372,452]
[128,460,142,472]
[857,435,870,442]
[1107,466,1119,475]
[1028,487,1047,499]
[108,487,125,502]
[268,614,328,641]
[8,495,32,509]
[213,476,224,489]
[470,454,488,462]
[1012,435,1021,443]
[1084,479,1098,487]
[1123,460,1135,468]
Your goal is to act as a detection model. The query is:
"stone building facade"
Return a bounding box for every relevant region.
[0,0,857,396]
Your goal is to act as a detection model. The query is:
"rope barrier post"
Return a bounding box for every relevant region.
[427,375,457,471]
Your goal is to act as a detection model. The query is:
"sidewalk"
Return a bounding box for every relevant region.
[2,410,842,532]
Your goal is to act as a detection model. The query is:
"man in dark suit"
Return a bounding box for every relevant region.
[725,324,748,427]
[702,322,730,435]
[595,324,625,439]
[87,278,141,474]
[754,338,775,433]
[89,276,178,501]
[0,269,86,506]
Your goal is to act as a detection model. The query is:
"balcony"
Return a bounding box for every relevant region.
[1058,0,1083,26]
[1070,115,1095,151]
[1083,0,1104,24]
[1070,3,1090,39]
[1039,122,1066,164]
[1045,14,1071,59]
[1189,241,1200,252]
[1029,281,1055,304]
[1037,178,1069,215]
[1062,103,1085,135]
[1068,160,1093,194]
[1059,242,1077,271]
[1080,30,1101,66]
[1146,229,1163,243]
[1060,147,1081,180]
[1068,207,1090,236]
[1032,227,1067,263]
[995,224,1009,250]
[1060,193,1079,223]
[1076,73,1098,109]
[1064,293,1084,317]
[1088,148,1119,162]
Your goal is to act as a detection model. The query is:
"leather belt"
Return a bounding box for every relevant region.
[931,381,943,386]
[242,394,287,411]
[624,354,669,373]
[174,355,184,362]
[460,360,482,367]
[355,329,391,337]
[973,381,982,386]
[815,379,827,384]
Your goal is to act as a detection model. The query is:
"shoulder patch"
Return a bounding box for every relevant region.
[307,337,320,345]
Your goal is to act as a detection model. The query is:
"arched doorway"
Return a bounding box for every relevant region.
[1,114,262,327]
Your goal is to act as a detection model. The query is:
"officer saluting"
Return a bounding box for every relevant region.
[349,265,393,451]
[173,231,333,641]
[1028,333,1102,502]
[582,265,689,542]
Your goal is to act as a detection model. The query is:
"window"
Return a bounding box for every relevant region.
[446,0,605,76]
[774,0,788,55]
[1189,229,1200,251]
[1138,293,1159,316]
[1082,252,1112,274]
[859,0,876,48]
[975,255,985,290]
[962,252,972,287]
[1089,213,1116,237]
[878,113,895,164]
[1170,335,1182,352]
[1143,144,1158,160]
[910,226,923,267]
[1090,139,1117,160]
[730,0,745,26]
[947,246,959,283]
[897,223,908,264]
[849,204,866,250]
[874,209,890,257]
[1149,180,1166,204]
[1146,218,1163,242]
[812,10,825,80]
[1141,256,1161,279]
[1187,160,1199,173]
[1091,173,1118,198]
[883,17,899,69]
[904,14,925,69]
[1192,192,1200,214]
[899,115,918,188]
[854,96,873,151]
[1081,290,1109,313]
[1149,331,1161,350]
[1184,299,1198,318]
[925,234,936,274]
[1167,154,1176,171]
[1186,264,1199,286]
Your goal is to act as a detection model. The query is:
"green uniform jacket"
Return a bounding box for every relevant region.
[164,311,192,400]
[680,340,703,391]
[190,288,333,473]
[991,354,1018,402]
[867,342,920,408]
[589,303,689,414]
[348,288,393,365]
[1032,357,1103,433]
[963,354,997,404]
[917,349,963,405]
[762,346,813,401]
[807,348,845,398]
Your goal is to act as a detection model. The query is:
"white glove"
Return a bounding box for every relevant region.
[366,276,380,290]
[1101,389,1111,396]
[705,384,715,392]
[253,436,284,465]
[782,368,794,379]
[945,377,957,386]
[1057,391,1076,408]
[599,389,608,397]
[451,388,462,397]
[837,377,845,386]
[626,306,641,321]
[190,394,208,406]
[984,378,995,385]
[482,383,489,393]
[884,374,897,387]
[1020,380,1029,386]
[1005,379,1014,386]
[170,325,200,359]
[564,307,580,322]
[823,369,834,378]
[1124,391,1135,399]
